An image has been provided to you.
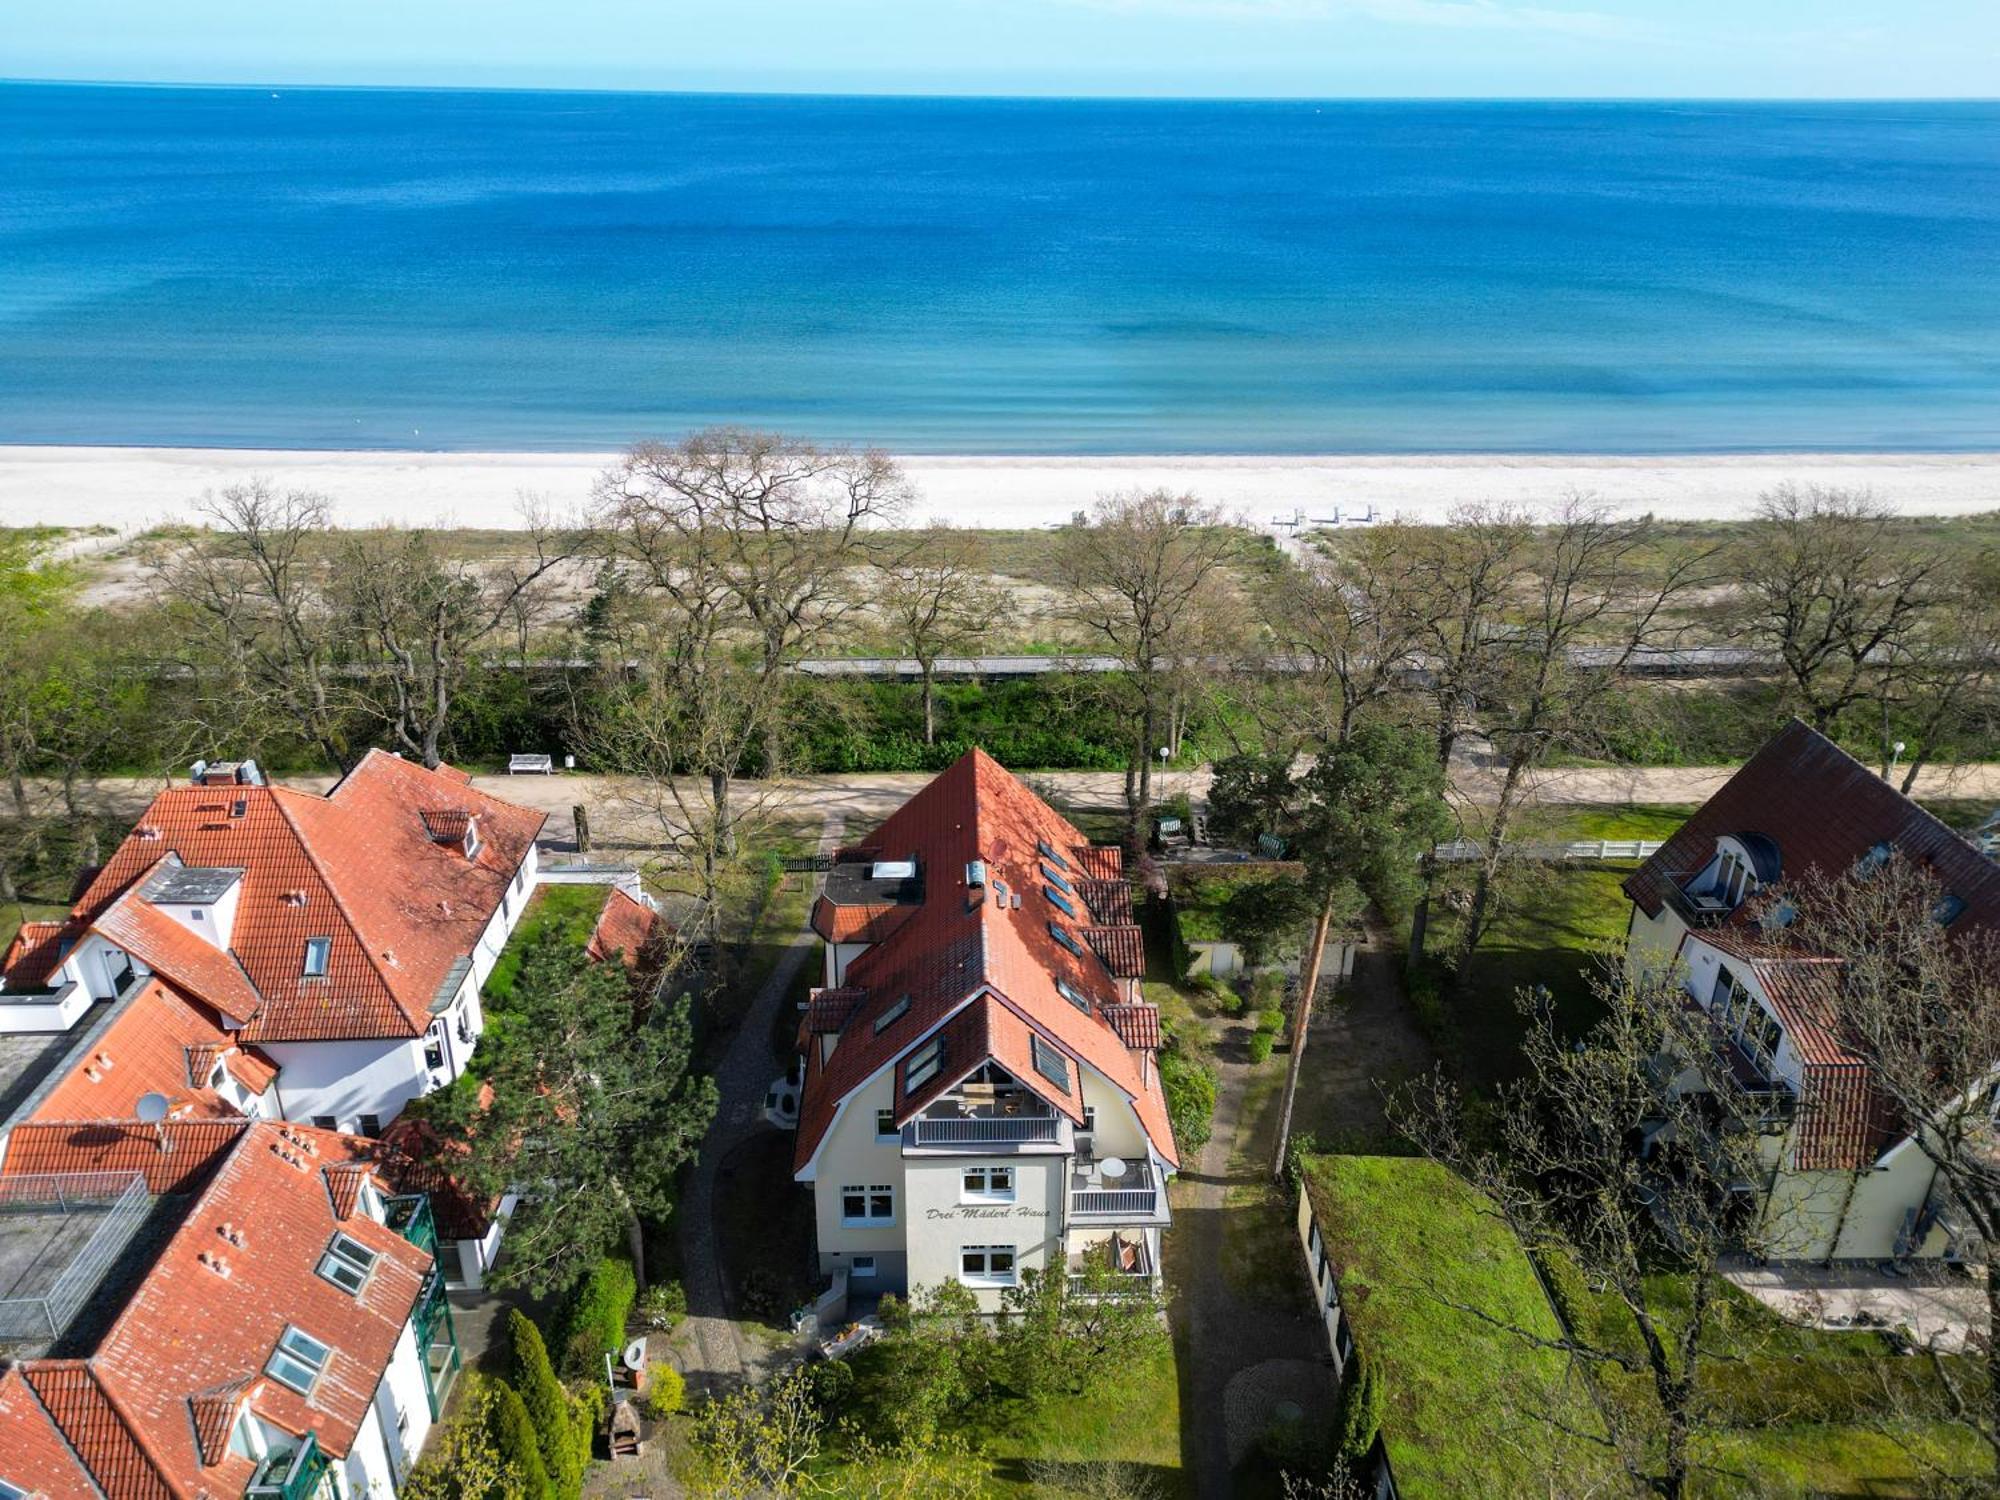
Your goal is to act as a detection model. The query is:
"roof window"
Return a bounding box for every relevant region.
[1935,893,1968,926]
[905,1036,945,1095]
[1041,865,1074,895]
[1856,841,1892,879]
[1049,922,1084,959]
[302,937,331,978]
[315,1231,379,1295]
[265,1325,332,1395]
[1037,839,1069,871]
[872,859,917,880]
[873,995,912,1034]
[1056,977,1092,1014]
[1045,887,1077,918]
[1031,1035,1071,1092]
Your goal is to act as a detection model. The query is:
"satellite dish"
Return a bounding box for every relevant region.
[621,1338,648,1372]
[135,1092,171,1124]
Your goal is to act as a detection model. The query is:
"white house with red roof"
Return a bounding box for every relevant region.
[0,751,545,1141]
[0,1117,458,1500]
[794,749,1175,1307]
[1623,721,2000,1263]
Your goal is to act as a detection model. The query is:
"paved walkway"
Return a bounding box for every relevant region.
[1723,1256,1990,1354]
[1172,1004,1336,1497]
[673,811,843,1398]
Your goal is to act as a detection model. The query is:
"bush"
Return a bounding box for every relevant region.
[1333,1351,1384,1464]
[636,1280,687,1332]
[1256,1005,1286,1036]
[485,1378,552,1500]
[508,1310,583,1500]
[1282,1131,1320,1194]
[556,1256,638,1378]
[645,1362,686,1419]
[1159,1043,1217,1155]
[1247,1032,1274,1064]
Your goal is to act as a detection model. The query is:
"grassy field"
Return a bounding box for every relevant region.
[980,1340,1187,1496]
[480,881,611,1005]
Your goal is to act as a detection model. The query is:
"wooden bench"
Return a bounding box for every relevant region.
[508,754,555,775]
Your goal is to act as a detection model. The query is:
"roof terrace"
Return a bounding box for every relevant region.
[0,1171,153,1353]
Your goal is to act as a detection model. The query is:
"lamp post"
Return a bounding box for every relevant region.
[1888,740,1906,784]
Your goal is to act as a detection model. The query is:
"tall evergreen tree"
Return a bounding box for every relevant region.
[508,1310,583,1500]
[484,1380,552,1500]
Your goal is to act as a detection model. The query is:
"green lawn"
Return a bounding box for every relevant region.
[981,1340,1187,1496]
[481,882,611,1006]
[1302,1154,1618,1497]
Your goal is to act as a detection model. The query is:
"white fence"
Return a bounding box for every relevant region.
[1430,838,1663,865]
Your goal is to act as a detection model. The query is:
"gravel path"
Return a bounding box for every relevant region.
[673,811,843,1398]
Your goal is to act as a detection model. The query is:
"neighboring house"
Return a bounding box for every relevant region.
[1295,1154,1615,1499]
[794,747,1174,1308]
[1623,720,2000,1263]
[0,1117,458,1500]
[0,752,546,1143]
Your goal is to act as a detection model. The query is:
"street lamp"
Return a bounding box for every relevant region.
[1888,740,1907,782]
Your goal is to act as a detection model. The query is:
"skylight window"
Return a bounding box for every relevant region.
[1037,839,1068,871]
[906,1037,944,1095]
[1041,865,1074,895]
[1056,977,1092,1014]
[316,1232,379,1295]
[301,937,331,978]
[1048,922,1084,958]
[265,1326,331,1395]
[1045,887,1077,918]
[873,995,911,1034]
[1856,842,1892,879]
[1031,1035,1070,1092]
[1934,893,1968,926]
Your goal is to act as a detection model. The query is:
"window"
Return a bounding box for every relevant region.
[1037,839,1068,871]
[1935,893,1968,926]
[513,866,524,893]
[2,1481,26,1500]
[301,937,331,978]
[873,995,911,1034]
[359,1114,382,1138]
[851,1256,877,1280]
[1080,1106,1097,1137]
[1709,965,1741,1029]
[962,1166,1015,1202]
[1048,922,1083,958]
[500,892,510,921]
[959,1246,1017,1287]
[316,1232,379,1295]
[312,1116,337,1131]
[1857,841,1893,879]
[1041,865,1074,895]
[266,1326,331,1395]
[1743,1006,1783,1071]
[1031,1035,1070,1092]
[905,1037,944,1095]
[1055,978,1092,1014]
[1044,887,1077,918]
[841,1184,895,1226]
[876,1109,898,1142]
[190,909,205,922]
[465,826,483,861]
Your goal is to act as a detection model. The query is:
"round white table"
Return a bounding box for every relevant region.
[1098,1156,1128,1183]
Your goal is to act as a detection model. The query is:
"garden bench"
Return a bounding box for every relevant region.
[507,753,555,775]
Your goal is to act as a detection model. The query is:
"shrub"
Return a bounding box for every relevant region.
[1247,1032,1274,1064]
[403,1377,521,1500]
[508,1311,583,1500]
[645,1362,686,1419]
[1257,1005,1286,1036]
[556,1256,638,1378]
[636,1280,687,1332]
[485,1378,552,1500]
[1333,1352,1384,1464]
[1159,1044,1217,1154]
[1282,1131,1320,1194]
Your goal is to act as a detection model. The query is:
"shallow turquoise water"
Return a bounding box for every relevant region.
[2,85,1997,452]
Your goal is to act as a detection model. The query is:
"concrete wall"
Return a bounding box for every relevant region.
[266,1036,430,1133]
[903,1153,1064,1312]
[1758,1142,1947,1262]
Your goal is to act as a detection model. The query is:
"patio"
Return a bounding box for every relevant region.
[1723,1255,1989,1353]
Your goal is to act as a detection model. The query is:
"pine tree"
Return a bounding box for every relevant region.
[484,1379,552,1500]
[509,1310,583,1500]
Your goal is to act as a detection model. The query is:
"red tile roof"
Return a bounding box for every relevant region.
[16,1363,174,1500]
[0,1366,102,1500]
[44,751,545,1043]
[794,749,1175,1176]
[1079,879,1135,924]
[1102,1003,1163,1051]
[585,888,667,970]
[0,1118,250,1195]
[809,898,917,945]
[26,977,268,1124]
[1082,924,1146,978]
[1,919,76,988]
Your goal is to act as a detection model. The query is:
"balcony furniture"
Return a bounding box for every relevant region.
[1099,1157,1127,1182]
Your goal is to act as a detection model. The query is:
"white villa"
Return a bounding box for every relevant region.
[793,748,1176,1307]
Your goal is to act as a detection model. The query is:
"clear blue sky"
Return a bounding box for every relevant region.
[7,0,1996,98]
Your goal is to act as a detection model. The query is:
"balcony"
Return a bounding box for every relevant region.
[1663,874,1734,928]
[1070,1159,1166,1224]
[249,1434,332,1500]
[386,1193,437,1254]
[903,1089,1070,1153]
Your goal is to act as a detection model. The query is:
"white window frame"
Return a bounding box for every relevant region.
[1056,978,1092,1014]
[302,936,331,978]
[961,1166,1015,1203]
[316,1231,379,1295]
[875,1109,899,1143]
[850,1256,878,1280]
[840,1183,895,1227]
[905,1037,943,1095]
[266,1325,332,1395]
[959,1245,1018,1287]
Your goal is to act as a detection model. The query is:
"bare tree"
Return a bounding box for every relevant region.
[874,524,1010,744]
[1396,963,1791,1499]
[1873,547,2000,792]
[1270,525,1429,748]
[1732,485,1947,735]
[1052,490,1244,836]
[595,429,908,847]
[333,515,574,768]
[147,480,356,772]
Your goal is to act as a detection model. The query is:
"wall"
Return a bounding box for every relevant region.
[265,1036,429,1132]
[1758,1142,1947,1262]
[829,942,870,986]
[904,1152,1064,1312]
[810,1070,913,1283]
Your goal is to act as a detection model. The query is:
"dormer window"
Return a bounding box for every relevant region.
[302,937,331,978]
[265,1325,331,1395]
[316,1232,379,1295]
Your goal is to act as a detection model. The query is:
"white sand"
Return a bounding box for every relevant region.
[2,445,1998,534]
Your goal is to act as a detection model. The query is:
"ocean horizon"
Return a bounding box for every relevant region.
[3,83,1998,455]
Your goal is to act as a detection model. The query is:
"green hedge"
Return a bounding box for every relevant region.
[556,1256,638,1378]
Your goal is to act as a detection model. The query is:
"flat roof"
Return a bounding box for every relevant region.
[1302,1155,1614,1497]
[140,865,246,905]
[823,856,922,909]
[0,1006,111,1125]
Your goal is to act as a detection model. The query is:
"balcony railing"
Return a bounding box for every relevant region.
[386,1193,437,1254]
[908,1115,1064,1146]
[1663,875,1734,927]
[1071,1186,1161,1219]
[249,1434,331,1500]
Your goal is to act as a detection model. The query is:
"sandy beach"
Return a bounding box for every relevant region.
[2,446,1998,533]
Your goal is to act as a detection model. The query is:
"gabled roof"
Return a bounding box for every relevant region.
[16,1363,174,1500]
[1,919,77,989]
[25,977,273,1125]
[1,1118,251,1196]
[44,751,545,1043]
[1624,720,2000,935]
[793,748,1176,1175]
[0,1366,104,1500]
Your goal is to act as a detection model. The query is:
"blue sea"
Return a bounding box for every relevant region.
[2,83,1998,453]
